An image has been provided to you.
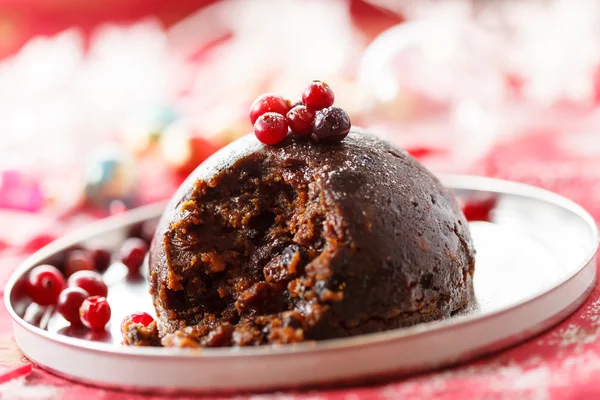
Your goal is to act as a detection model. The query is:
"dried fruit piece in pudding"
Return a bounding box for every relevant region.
[122,320,161,346]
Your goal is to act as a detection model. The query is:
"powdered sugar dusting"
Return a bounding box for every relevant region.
[539,324,590,348]
[0,377,60,399]
[535,290,600,353]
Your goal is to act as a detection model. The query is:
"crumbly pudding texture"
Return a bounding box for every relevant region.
[159,158,346,347]
[140,130,475,348]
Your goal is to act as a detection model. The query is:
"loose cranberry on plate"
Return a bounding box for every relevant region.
[57,287,90,325]
[89,248,112,273]
[120,237,149,275]
[254,112,289,145]
[26,265,66,306]
[121,312,154,335]
[68,270,108,297]
[302,80,335,111]
[249,94,291,124]
[286,105,315,137]
[311,106,351,143]
[79,296,111,330]
[65,249,95,277]
[462,197,497,222]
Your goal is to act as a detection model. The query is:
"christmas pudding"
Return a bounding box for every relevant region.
[145,127,475,347]
[124,82,475,348]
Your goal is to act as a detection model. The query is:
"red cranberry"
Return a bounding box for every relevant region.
[121,312,154,334]
[127,222,144,240]
[26,265,66,306]
[254,112,288,145]
[249,94,291,124]
[302,80,334,111]
[286,105,315,137]
[120,238,149,275]
[39,245,82,272]
[311,106,351,143]
[80,296,111,330]
[68,270,108,297]
[128,220,157,244]
[462,197,497,222]
[57,287,89,325]
[65,249,94,277]
[90,248,112,272]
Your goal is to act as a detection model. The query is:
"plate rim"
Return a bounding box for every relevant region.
[5,175,599,359]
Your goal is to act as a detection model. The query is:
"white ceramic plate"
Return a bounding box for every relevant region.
[5,176,599,393]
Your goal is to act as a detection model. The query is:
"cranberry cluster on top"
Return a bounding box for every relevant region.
[249,80,351,145]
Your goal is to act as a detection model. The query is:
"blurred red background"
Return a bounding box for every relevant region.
[0,0,404,59]
[0,0,219,59]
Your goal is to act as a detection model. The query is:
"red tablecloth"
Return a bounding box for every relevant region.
[0,128,598,399]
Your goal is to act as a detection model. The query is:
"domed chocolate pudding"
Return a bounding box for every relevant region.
[136,129,475,348]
